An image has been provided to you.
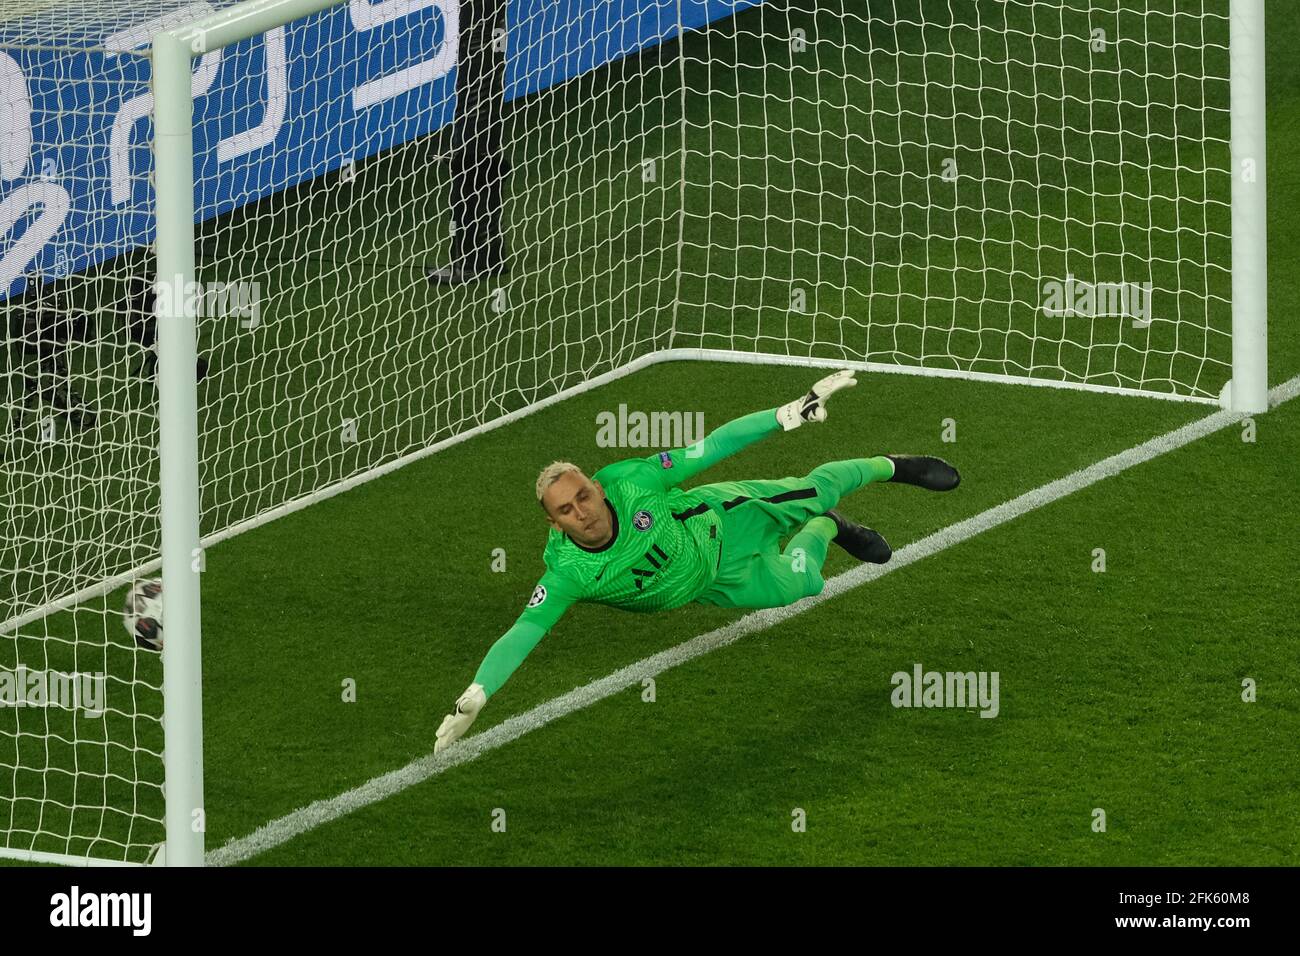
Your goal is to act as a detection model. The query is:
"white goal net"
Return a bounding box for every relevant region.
[0,0,1253,864]
[673,0,1236,399]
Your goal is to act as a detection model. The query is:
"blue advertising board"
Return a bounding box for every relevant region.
[0,0,757,299]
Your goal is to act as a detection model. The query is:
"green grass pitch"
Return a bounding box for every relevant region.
[1,0,1297,865]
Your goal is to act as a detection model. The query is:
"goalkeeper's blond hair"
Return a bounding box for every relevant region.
[536,461,584,508]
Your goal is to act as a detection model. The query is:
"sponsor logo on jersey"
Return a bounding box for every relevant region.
[527,584,547,607]
[633,509,654,531]
[658,451,674,469]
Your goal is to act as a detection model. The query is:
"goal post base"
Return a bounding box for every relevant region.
[1219,378,1269,414]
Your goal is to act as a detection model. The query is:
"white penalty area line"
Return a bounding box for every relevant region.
[208,374,1300,867]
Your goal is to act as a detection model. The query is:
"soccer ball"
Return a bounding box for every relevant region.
[123,578,164,651]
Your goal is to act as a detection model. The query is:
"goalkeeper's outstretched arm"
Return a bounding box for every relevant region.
[435,571,578,753]
[435,370,856,752]
[649,369,857,487]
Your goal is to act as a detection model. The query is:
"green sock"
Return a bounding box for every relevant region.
[787,515,836,567]
[865,455,895,482]
[806,456,895,500]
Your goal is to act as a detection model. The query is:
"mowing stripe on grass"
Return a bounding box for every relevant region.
[208,374,1299,866]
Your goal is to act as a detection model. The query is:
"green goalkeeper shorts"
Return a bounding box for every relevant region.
[691,474,834,609]
[688,458,893,610]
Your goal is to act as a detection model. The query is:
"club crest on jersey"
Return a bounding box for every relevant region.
[527,585,547,608]
[633,509,654,531]
[658,451,673,469]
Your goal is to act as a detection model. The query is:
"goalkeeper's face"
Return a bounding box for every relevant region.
[542,470,612,547]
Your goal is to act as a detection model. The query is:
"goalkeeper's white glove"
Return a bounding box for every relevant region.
[435,682,487,754]
[776,369,857,430]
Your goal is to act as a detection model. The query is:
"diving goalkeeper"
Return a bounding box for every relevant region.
[434,370,960,752]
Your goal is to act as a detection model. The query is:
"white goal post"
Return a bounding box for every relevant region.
[0,0,1267,867]
[1228,0,1268,414]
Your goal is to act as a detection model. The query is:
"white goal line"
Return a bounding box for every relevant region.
[205,371,1300,867]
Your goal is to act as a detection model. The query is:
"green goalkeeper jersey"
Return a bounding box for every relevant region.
[539,456,725,614]
[471,407,782,697]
